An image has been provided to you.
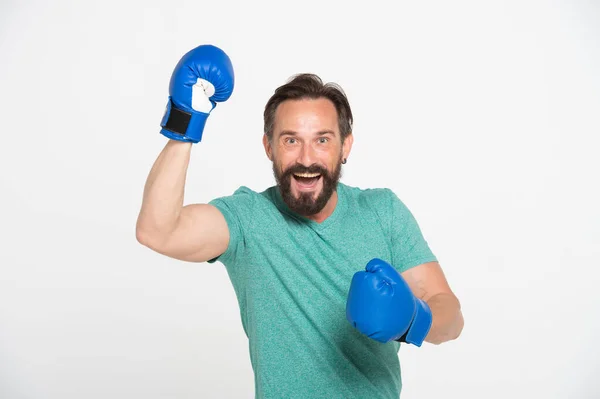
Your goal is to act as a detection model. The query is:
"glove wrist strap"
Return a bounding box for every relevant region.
[397,298,433,347]
[160,97,214,143]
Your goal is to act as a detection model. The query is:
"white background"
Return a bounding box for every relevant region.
[1,0,599,398]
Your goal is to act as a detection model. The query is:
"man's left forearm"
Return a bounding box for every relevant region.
[424,293,464,345]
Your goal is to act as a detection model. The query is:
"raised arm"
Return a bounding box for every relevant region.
[136,44,235,263]
[135,140,229,262]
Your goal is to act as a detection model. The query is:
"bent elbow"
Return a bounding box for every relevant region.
[135,226,150,247]
[135,224,163,250]
[454,313,465,340]
[445,313,465,344]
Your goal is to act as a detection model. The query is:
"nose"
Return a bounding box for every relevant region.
[297,142,317,166]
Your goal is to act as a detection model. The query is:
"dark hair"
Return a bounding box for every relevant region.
[263,73,353,142]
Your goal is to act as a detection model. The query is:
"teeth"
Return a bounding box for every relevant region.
[294,172,321,178]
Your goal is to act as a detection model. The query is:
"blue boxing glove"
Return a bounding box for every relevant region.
[346,258,432,346]
[160,44,234,143]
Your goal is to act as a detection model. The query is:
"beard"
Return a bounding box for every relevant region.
[272,155,343,217]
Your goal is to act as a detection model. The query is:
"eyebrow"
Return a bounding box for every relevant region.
[279,130,336,136]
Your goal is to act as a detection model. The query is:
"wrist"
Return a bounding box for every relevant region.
[397,298,432,347]
[160,97,213,143]
[165,138,193,151]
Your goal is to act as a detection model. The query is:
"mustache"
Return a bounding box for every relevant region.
[282,164,329,177]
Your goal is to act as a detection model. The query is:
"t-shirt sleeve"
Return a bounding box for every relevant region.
[206,186,255,266]
[387,189,438,273]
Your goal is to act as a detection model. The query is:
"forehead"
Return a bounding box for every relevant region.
[273,98,339,135]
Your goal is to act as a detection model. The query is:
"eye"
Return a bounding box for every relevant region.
[318,137,329,144]
[285,137,297,144]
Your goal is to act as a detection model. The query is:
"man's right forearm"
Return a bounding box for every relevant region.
[136,140,193,240]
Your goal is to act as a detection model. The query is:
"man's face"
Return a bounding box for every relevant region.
[263,98,353,216]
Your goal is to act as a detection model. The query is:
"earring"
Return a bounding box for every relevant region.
[342,158,347,164]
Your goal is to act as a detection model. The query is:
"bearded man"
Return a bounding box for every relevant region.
[136,44,464,399]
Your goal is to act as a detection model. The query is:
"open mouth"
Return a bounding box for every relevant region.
[292,172,322,190]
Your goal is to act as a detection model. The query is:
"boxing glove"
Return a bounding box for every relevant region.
[346,258,432,346]
[160,44,234,143]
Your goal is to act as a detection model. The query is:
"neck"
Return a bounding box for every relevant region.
[306,190,338,223]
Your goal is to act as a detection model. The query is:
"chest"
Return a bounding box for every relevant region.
[242,210,393,308]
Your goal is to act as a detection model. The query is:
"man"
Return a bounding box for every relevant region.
[136,44,464,399]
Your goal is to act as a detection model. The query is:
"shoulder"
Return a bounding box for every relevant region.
[209,185,257,210]
[209,185,278,212]
[340,182,396,209]
[210,185,265,201]
[340,183,414,224]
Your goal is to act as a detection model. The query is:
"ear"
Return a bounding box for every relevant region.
[263,134,273,161]
[342,133,354,161]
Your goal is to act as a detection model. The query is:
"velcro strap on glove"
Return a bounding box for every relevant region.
[160,97,214,143]
[397,298,433,347]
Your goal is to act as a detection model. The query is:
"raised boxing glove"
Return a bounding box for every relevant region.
[160,44,234,143]
[346,258,432,346]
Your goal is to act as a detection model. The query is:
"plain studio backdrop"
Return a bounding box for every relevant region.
[1,0,599,398]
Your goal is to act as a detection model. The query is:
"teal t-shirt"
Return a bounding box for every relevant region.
[208,182,437,399]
